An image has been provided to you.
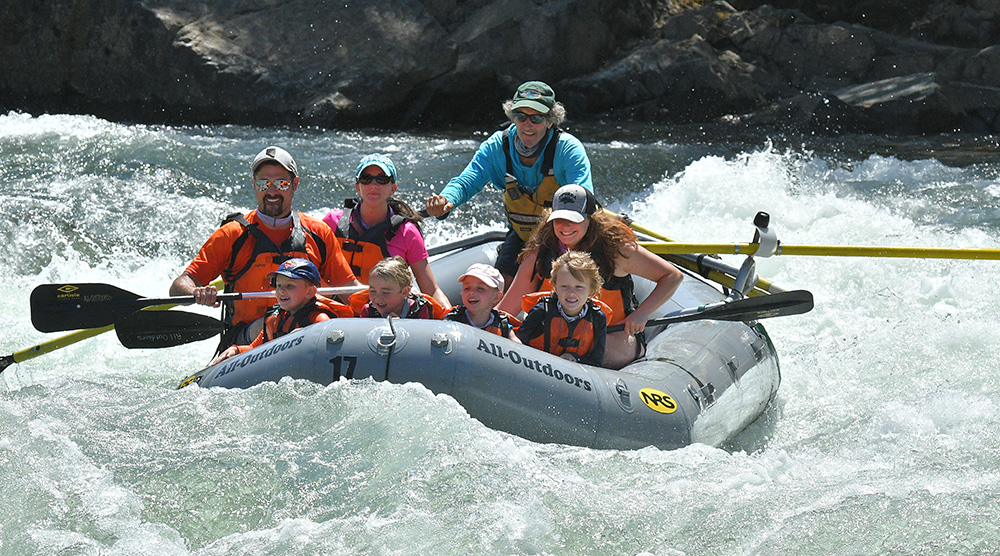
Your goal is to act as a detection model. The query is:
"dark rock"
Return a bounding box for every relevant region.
[832,72,963,133]
[2,0,1000,134]
[736,92,873,134]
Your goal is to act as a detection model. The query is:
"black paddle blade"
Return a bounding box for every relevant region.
[608,289,814,332]
[115,310,223,349]
[695,289,814,322]
[30,283,143,332]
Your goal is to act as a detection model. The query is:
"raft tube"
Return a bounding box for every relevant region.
[179,233,780,451]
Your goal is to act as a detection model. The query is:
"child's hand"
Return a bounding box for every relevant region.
[210,346,239,366]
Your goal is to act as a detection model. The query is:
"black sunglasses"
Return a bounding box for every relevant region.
[512,111,548,124]
[357,174,393,185]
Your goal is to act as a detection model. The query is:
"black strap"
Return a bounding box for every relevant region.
[502,126,562,179]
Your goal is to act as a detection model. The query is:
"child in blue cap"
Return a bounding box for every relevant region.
[210,258,353,364]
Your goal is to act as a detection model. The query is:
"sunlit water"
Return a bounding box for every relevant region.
[2,111,1000,554]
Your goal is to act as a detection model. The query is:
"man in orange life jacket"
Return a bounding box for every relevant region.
[170,146,362,349]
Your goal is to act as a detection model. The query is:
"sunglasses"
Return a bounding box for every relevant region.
[254,178,292,191]
[357,174,393,185]
[512,111,548,124]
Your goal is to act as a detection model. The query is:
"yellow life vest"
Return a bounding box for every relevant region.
[502,128,563,241]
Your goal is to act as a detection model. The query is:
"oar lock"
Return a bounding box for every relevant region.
[732,211,781,299]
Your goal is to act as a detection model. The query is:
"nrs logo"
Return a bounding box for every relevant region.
[639,388,677,414]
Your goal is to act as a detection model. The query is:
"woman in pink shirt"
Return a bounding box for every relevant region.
[323,153,451,309]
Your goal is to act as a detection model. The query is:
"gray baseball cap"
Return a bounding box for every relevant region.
[252,146,298,177]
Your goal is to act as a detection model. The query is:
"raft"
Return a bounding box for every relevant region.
[178,232,781,451]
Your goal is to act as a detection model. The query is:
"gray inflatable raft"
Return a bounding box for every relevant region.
[178,232,780,451]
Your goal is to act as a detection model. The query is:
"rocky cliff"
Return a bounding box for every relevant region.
[2,0,998,134]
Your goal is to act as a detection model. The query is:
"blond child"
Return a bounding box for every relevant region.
[443,263,520,340]
[515,251,608,366]
[210,258,353,364]
[350,256,447,319]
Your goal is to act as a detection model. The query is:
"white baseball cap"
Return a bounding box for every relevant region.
[458,263,504,290]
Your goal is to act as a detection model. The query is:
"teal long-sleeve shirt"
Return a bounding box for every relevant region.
[440,125,593,210]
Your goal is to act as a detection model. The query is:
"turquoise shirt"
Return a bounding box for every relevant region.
[440,125,593,209]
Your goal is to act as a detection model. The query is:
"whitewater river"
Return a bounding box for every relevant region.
[2,111,999,554]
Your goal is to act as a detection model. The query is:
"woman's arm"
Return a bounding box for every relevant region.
[615,243,683,335]
[411,257,451,309]
[497,250,541,316]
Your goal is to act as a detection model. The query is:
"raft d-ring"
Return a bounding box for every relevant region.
[431,333,453,355]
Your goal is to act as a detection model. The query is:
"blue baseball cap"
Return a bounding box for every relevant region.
[267,258,320,286]
[355,153,397,183]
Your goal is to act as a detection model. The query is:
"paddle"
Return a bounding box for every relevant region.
[2,279,227,374]
[638,241,1000,260]
[115,310,224,348]
[1,325,114,373]
[606,289,814,332]
[30,283,367,333]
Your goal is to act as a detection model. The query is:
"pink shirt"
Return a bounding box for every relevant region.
[322,208,429,264]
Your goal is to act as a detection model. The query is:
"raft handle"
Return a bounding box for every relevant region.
[431,333,453,355]
[326,330,345,345]
[688,383,717,410]
[726,357,740,384]
[613,378,634,412]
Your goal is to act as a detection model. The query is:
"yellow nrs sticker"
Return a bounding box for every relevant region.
[639,388,677,414]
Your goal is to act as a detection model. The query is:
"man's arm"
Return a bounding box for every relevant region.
[170,272,220,306]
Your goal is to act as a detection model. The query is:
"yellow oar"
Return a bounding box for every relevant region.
[1,280,223,373]
[1,325,115,372]
[624,219,783,296]
[639,241,1000,260]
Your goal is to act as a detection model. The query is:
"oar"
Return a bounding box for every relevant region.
[624,217,784,296]
[115,310,223,348]
[606,289,814,332]
[30,283,367,333]
[1,325,114,373]
[1,279,226,373]
[638,241,1000,260]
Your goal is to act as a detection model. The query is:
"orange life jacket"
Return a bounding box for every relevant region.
[333,201,407,284]
[531,247,637,326]
[522,294,608,361]
[443,306,520,337]
[219,211,329,329]
[263,295,353,342]
[348,290,448,319]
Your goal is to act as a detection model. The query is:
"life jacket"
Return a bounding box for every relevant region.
[333,199,407,283]
[262,295,354,342]
[218,211,329,330]
[528,247,638,326]
[523,294,609,360]
[348,290,448,320]
[444,306,520,337]
[502,127,563,241]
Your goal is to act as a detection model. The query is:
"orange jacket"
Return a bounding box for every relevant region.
[516,293,609,366]
[236,295,352,353]
[348,290,448,320]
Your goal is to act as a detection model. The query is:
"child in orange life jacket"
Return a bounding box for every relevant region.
[209,258,352,364]
[515,251,607,366]
[444,263,520,340]
[353,256,445,319]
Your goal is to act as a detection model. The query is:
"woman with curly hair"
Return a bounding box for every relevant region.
[497,184,683,369]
